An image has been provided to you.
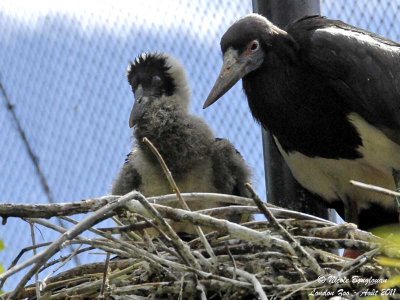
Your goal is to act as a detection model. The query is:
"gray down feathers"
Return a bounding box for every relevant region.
[111,53,252,225]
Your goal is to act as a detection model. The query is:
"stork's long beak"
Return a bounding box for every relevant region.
[203,49,247,109]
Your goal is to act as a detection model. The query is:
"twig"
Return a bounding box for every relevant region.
[0,196,117,219]
[5,242,51,274]
[296,236,379,252]
[143,137,217,263]
[29,222,41,299]
[196,275,208,300]
[125,201,295,254]
[226,246,237,279]
[100,220,150,233]
[49,261,146,299]
[222,246,237,300]
[39,246,94,273]
[227,267,268,300]
[111,215,143,241]
[178,274,187,300]
[149,192,255,206]
[196,206,258,216]
[246,183,323,276]
[4,191,141,299]
[99,253,111,298]
[350,180,400,197]
[136,192,201,269]
[135,214,164,254]
[43,245,83,285]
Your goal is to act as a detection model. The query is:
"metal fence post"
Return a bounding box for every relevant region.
[253,0,331,220]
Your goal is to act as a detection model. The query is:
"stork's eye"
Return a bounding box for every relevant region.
[152,75,162,86]
[249,40,260,52]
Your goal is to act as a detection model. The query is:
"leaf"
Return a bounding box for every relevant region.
[372,225,400,247]
[376,256,400,268]
[378,275,400,289]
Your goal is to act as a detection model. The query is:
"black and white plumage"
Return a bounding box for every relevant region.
[204,14,400,230]
[112,53,252,231]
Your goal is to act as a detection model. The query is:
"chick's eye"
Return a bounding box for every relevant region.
[152,75,162,86]
[249,40,260,52]
[130,76,138,88]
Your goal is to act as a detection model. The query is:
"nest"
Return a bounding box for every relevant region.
[1,139,399,299]
[1,188,398,300]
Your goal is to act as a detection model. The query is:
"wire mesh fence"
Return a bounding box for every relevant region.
[0,0,399,293]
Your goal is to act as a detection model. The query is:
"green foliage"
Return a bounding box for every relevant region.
[372,224,400,245]
[371,225,400,295]
[0,239,4,294]
[0,239,4,273]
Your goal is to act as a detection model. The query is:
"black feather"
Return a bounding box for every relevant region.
[127,53,176,97]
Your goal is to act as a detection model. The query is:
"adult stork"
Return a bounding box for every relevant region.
[204,14,400,231]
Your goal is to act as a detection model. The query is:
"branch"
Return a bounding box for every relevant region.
[136,191,202,270]
[246,183,323,276]
[125,201,295,254]
[0,196,117,221]
[3,191,142,299]
[351,180,400,197]
[227,267,268,300]
[0,193,252,220]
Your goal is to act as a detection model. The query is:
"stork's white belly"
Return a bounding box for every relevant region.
[275,113,400,210]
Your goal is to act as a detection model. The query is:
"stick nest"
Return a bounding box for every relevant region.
[1,190,398,300]
[1,139,399,299]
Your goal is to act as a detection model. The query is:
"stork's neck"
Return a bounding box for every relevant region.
[242,52,362,159]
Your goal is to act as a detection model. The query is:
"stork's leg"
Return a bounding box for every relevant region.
[343,198,361,258]
[343,197,359,225]
[391,169,400,224]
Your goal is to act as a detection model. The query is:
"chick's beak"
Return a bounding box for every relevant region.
[129,102,138,128]
[129,85,146,128]
[203,48,248,109]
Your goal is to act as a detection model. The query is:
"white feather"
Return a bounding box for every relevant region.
[164,54,191,112]
[315,27,400,53]
[275,113,400,210]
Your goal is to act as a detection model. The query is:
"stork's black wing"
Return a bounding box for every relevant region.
[288,16,400,138]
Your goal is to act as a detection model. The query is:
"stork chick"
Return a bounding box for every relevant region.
[112,53,252,234]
